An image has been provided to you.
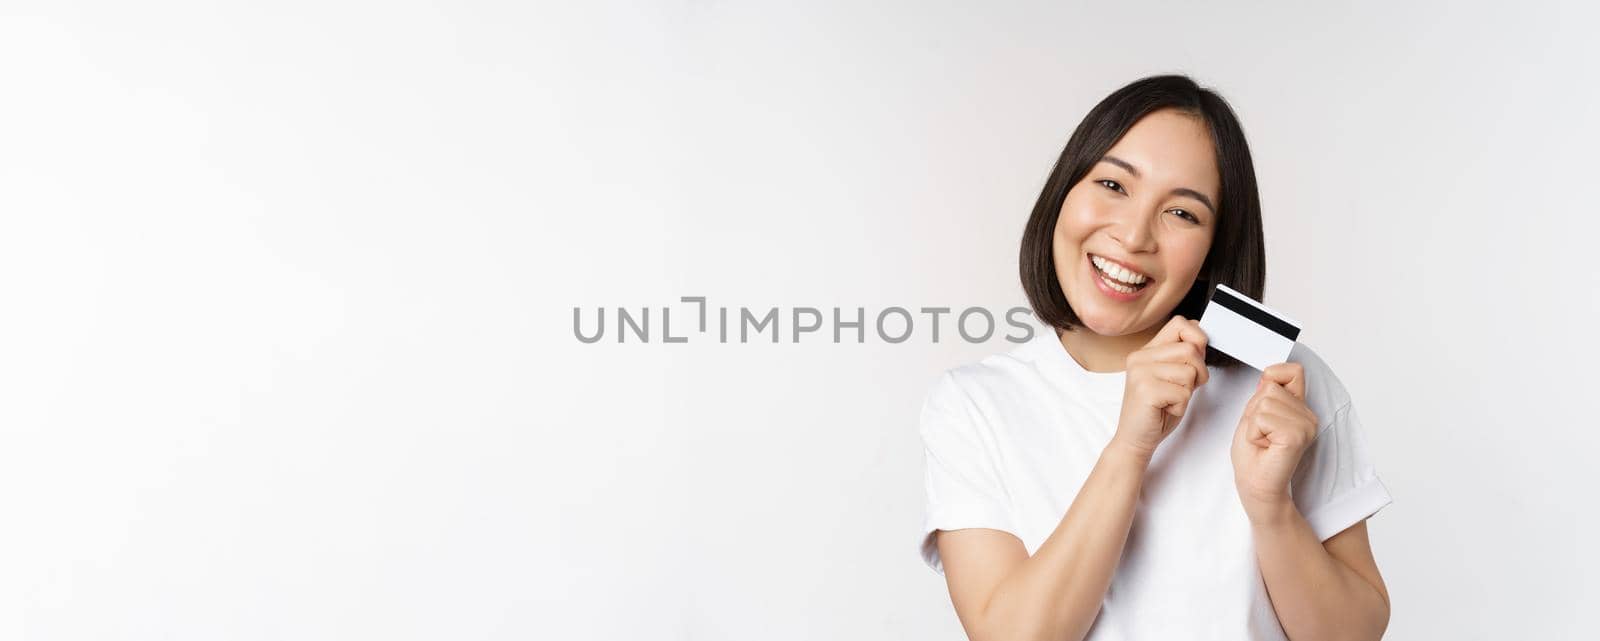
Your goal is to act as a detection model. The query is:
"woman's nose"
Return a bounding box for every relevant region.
[1108,209,1158,253]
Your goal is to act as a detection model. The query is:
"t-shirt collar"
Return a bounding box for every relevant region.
[1024,324,1127,399]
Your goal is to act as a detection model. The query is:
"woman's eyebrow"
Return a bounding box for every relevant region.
[1100,155,1142,177]
[1099,155,1217,216]
[1171,187,1217,216]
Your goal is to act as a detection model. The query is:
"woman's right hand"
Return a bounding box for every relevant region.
[1110,315,1210,460]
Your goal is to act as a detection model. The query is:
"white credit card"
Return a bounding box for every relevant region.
[1197,284,1302,371]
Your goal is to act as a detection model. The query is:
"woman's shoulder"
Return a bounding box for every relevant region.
[918,339,1057,444]
[924,336,1052,405]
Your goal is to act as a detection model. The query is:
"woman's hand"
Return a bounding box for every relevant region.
[1110,315,1209,460]
[1230,362,1320,521]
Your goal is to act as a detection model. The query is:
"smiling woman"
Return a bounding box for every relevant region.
[918,75,1393,641]
[1051,110,1221,357]
[1019,78,1266,371]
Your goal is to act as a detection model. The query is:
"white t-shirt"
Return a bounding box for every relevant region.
[918,325,1392,640]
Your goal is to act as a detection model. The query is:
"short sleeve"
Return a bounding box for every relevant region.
[1291,401,1393,541]
[918,371,1018,575]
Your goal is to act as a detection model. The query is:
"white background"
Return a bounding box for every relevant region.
[3,1,1597,639]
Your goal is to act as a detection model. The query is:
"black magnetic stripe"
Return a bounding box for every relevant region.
[1209,287,1301,341]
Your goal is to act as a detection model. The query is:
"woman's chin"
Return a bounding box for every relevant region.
[1075,310,1137,337]
[1075,304,1168,338]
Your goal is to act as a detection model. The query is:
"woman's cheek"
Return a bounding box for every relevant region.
[1171,235,1212,278]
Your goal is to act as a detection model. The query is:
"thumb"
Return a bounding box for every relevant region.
[1231,400,1257,451]
[1262,363,1306,401]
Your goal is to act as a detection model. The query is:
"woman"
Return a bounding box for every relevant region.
[918,75,1393,640]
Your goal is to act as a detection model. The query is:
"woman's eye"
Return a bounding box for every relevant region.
[1097,179,1125,193]
[1169,209,1199,223]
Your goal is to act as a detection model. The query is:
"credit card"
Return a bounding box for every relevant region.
[1196,284,1301,371]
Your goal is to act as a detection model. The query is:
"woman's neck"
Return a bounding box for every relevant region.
[1057,324,1161,373]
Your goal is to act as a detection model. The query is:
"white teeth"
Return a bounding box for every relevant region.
[1090,255,1149,286]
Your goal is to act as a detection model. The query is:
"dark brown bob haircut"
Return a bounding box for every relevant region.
[1018,74,1265,366]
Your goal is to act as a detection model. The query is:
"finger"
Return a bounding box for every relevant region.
[1275,400,1321,439]
[1261,362,1306,401]
[1233,402,1266,448]
[1140,377,1193,415]
[1172,318,1208,353]
[1149,362,1199,390]
[1145,341,1203,363]
[1147,315,1208,354]
[1144,342,1210,387]
[1258,383,1319,424]
[1252,409,1314,451]
[1235,389,1287,449]
[1169,397,1189,419]
[1235,398,1261,444]
[1251,396,1317,440]
[1152,380,1192,418]
[1255,401,1305,429]
[1145,315,1194,347]
[1193,344,1210,386]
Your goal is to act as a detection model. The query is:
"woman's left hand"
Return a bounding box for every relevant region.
[1230,362,1320,522]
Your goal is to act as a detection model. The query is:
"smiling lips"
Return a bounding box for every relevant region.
[1089,254,1152,294]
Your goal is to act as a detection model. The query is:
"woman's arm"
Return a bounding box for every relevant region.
[935,316,1209,641]
[1252,510,1390,641]
[937,440,1152,641]
[1232,362,1390,640]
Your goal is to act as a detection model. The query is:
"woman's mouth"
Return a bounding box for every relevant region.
[1088,254,1153,299]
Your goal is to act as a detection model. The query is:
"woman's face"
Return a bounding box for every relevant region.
[1052,108,1221,337]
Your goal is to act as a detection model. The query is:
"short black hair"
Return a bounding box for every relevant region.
[1018,74,1265,365]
